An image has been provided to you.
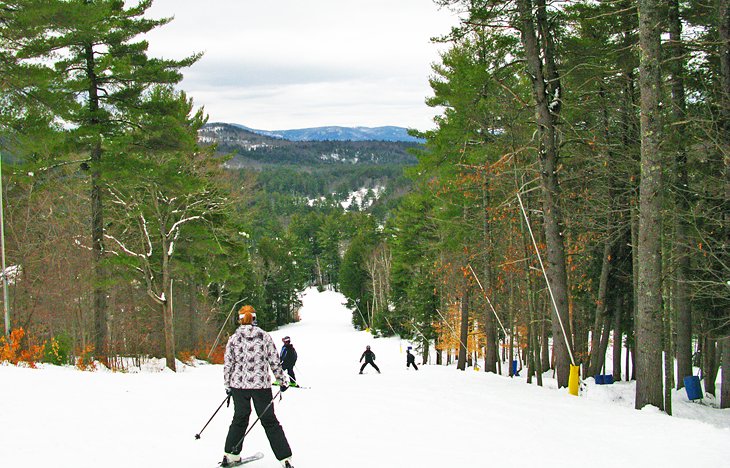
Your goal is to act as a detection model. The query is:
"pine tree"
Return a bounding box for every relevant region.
[12,0,199,358]
[103,88,226,371]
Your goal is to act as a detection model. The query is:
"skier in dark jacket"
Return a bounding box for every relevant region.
[359,345,380,374]
[406,348,419,371]
[223,305,294,468]
[280,336,297,386]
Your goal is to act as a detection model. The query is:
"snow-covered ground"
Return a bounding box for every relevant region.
[1,288,728,468]
[307,186,384,210]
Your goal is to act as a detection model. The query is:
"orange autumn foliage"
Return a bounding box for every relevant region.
[0,328,44,367]
[178,351,196,366]
[207,345,225,365]
[184,341,225,365]
[75,344,96,371]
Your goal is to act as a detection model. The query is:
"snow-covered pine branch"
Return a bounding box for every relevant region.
[103,233,144,258]
[140,214,153,257]
[166,215,202,239]
[108,187,128,207]
[147,289,165,305]
[73,236,93,251]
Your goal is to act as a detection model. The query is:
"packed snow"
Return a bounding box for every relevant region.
[1,288,728,468]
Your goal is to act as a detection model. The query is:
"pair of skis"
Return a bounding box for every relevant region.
[217,452,294,467]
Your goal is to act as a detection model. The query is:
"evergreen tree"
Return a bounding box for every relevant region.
[13,0,199,357]
[340,216,379,329]
[103,88,227,371]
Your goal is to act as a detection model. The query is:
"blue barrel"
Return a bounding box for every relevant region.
[595,374,614,385]
[683,376,703,400]
[511,360,519,376]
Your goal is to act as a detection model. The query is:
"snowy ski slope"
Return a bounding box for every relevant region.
[0,287,728,468]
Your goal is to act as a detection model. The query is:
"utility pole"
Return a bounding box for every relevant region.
[0,153,10,336]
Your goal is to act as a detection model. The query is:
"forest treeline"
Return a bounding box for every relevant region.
[1,0,729,413]
[336,0,730,413]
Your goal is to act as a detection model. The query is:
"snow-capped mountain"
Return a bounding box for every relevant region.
[231,124,423,143]
[199,123,419,167]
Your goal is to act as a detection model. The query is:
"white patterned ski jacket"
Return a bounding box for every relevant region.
[224,325,289,390]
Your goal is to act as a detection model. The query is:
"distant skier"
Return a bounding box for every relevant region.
[280,336,298,386]
[223,305,295,468]
[359,345,380,374]
[406,348,419,371]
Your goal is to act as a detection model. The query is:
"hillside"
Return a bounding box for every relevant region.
[232,123,424,143]
[199,123,419,167]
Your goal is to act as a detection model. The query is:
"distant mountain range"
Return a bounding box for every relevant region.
[199,123,419,167]
[227,123,423,143]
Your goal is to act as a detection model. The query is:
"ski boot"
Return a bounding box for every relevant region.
[280,456,294,467]
[221,453,241,467]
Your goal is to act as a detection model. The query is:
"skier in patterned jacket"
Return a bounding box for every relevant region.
[222,305,294,468]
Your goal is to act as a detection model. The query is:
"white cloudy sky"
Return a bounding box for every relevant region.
[144,0,459,131]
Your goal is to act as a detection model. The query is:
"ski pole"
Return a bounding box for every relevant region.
[195,394,231,440]
[233,389,282,451]
[207,298,247,361]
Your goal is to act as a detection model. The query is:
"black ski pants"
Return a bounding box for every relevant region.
[360,360,380,373]
[224,388,292,461]
[283,366,296,384]
[407,360,419,371]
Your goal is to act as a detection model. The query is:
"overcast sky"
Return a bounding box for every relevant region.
[144,0,459,131]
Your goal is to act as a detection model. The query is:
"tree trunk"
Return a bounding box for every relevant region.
[626,207,639,380]
[635,0,665,411]
[482,173,497,373]
[532,311,543,386]
[509,297,515,377]
[612,293,624,381]
[719,0,730,408]
[664,290,674,415]
[524,213,542,385]
[516,0,573,388]
[721,337,730,408]
[518,176,542,384]
[422,338,429,365]
[457,284,469,371]
[597,297,615,376]
[703,337,717,396]
[589,241,612,376]
[527,315,534,383]
[668,0,693,389]
[85,43,108,359]
[161,240,176,372]
[541,304,550,371]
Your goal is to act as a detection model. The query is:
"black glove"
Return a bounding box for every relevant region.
[280,384,288,393]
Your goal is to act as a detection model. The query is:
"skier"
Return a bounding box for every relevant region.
[359,345,380,374]
[280,336,298,386]
[222,305,294,468]
[406,347,419,371]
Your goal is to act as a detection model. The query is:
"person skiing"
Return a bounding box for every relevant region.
[222,305,294,468]
[280,336,297,386]
[359,345,380,374]
[406,347,419,371]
